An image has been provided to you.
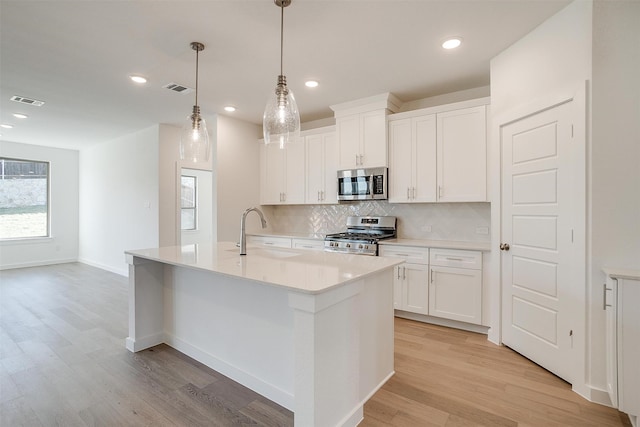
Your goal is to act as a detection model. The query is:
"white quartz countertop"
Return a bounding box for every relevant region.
[380,238,492,252]
[125,241,402,295]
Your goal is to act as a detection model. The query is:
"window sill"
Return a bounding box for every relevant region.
[0,236,54,246]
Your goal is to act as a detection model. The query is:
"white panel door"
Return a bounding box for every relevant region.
[501,100,576,383]
[402,263,429,315]
[284,141,305,204]
[306,134,324,203]
[429,266,482,324]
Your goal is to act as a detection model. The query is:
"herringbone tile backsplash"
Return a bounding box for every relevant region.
[261,201,491,242]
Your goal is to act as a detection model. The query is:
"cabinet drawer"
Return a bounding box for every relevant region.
[379,245,429,265]
[247,236,292,248]
[291,238,324,251]
[430,249,481,269]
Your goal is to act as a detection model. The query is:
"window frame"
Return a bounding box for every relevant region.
[180,174,198,231]
[0,157,51,241]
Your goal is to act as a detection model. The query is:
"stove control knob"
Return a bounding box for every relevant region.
[358,244,363,249]
[364,245,369,250]
[346,243,351,248]
[331,242,337,247]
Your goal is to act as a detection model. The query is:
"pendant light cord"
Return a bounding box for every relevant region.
[280,1,284,76]
[195,47,200,107]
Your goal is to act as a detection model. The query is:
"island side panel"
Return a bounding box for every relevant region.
[288,267,395,427]
[125,255,165,352]
[163,264,295,410]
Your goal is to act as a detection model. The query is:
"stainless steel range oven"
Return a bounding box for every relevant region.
[324,216,396,256]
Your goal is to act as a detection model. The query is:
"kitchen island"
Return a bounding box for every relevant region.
[125,242,402,427]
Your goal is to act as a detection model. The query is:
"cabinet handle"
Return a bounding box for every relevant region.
[603,283,614,310]
[282,193,286,202]
[359,154,364,165]
[264,242,274,246]
[355,154,359,166]
[445,257,464,262]
[394,253,410,257]
[317,191,320,201]
[402,266,406,280]
[430,269,434,283]
[397,266,401,280]
[407,187,410,199]
[412,187,416,199]
[438,185,443,198]
[321,190,324,201]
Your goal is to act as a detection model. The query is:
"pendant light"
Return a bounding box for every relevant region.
[263,0,300,149]
[180,42,210,163]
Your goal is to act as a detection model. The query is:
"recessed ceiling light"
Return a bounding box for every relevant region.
[13,113,28,119]
[305,80,319,88]
[130,75,147,84]
[442,38,462,50]
[1,124,13,129]
[224,106,236,112]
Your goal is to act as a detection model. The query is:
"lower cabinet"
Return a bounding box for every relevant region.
[380,245,483,327]
[246,235,292,249]
[429,249,482,325]
[604,271,640,425]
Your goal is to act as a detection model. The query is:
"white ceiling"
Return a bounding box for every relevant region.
[0,0,570,150]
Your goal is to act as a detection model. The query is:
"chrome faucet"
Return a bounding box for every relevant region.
[239,207,267,255]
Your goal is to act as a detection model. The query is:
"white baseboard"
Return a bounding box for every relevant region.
[0,257,77,270]
[164,333,294,411]
[395,311,490,335]
[77,257,128,277]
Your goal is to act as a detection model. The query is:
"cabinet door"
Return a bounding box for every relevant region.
[284,140,305,204]
[429,266,482,324]
[413,114,437,202]
[305,134,324,203]
[437,106,487,202]
[403,263,430,315]
[322,133,338,204]
[392,266,403,310]
[361,110,387,168]
[388,118,413,203]
[605,277,618,408]
[337,115,360,169]
[260,144,285,204]
[306,132,337,204]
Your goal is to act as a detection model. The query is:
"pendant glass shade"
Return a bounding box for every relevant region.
[179,41,210,163]
[263,75,300,149]
[180,105,210,162]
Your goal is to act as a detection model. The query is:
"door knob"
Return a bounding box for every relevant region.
[500,243,510,251]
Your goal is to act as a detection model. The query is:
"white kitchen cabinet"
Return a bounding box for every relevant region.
[336,110,387,169]
[436,105,487,202]
[260,140,305,205]
[305,130,337,204]
[388,114,437,203]
[379,245,430,314]
[429,249,482,325]
[604,270,640,426]
[291,238,324,251]
[247,235,292,248]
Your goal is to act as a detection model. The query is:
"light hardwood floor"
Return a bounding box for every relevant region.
[0,263,631,426]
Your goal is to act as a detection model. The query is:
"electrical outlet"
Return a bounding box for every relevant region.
[476,226,489,235]
[421,225,432,232]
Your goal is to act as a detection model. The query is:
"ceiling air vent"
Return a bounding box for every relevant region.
[10,95,45,107]
[163,83,193,94]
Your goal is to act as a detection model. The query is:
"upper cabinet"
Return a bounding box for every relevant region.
[260,140,305,205]
[388,115,437,203]
[331,93,401,169]
[388,99,489,203]
[305,128,337,204]
[260,126,338,206]
[437,105,487,202]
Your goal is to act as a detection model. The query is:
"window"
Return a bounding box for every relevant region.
[0,157,50,239]
[181,175,197,231]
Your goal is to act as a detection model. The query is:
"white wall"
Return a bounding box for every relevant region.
[0,141,79,269]
[590,0,640,392]
[78,125,159,276]
[216,115,261,242]
[490,0,640,403]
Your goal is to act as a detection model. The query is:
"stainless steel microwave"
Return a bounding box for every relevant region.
[337,167,388,201]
